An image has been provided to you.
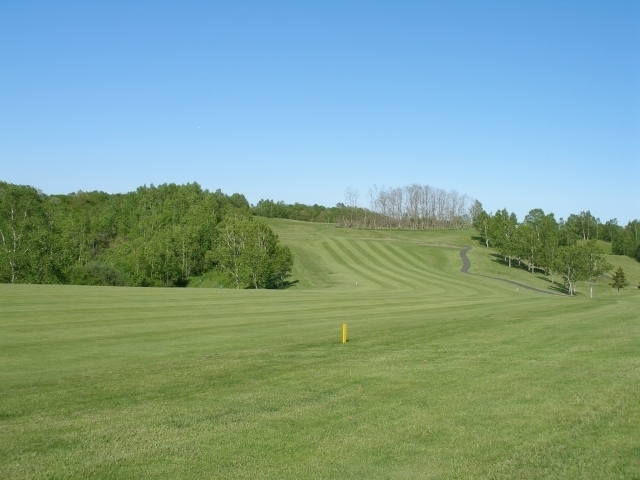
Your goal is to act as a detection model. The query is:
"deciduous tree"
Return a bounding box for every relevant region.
[555,245,586,295]
[582,241,612,298]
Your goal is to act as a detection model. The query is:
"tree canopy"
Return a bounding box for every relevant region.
[471,206,631,295]
[0,181,290,289]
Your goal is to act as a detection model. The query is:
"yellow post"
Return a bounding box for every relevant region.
[342,324,348,344]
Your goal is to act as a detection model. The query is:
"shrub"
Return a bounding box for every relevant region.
[69,262,125,286]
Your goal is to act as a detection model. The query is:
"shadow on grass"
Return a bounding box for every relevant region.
[278,279,299,290]
[486,253,572,295]
[470,235,485,247]
[489,253,547,274]
[548,283,572,295]
[242,280,300,290]
[539,277,574,296]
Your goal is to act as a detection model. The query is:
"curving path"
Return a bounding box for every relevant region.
[459,245,561,296]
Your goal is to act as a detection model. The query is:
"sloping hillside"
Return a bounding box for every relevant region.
[264,218,640,298]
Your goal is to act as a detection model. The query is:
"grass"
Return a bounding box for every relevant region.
[577,239,613,255]
[1,221,640,478]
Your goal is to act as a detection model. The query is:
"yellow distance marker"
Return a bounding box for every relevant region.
[342,323,348,344]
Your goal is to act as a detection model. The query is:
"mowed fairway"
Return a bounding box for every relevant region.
[1,221,639,478]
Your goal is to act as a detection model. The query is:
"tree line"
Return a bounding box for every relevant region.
[473,206,639,296]
[0,181,292,288]
[254,183,478,230]
[251,199,341,223]
[545,209,640,259]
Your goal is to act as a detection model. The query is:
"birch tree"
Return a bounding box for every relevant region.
[0,183,54,283]
[212,215,293,289]
[213,215,249,288]
[555,245,586,295]
[473,210,491,247]
[583,241,612,298]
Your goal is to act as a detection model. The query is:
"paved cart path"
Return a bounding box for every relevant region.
[459,246,561,296]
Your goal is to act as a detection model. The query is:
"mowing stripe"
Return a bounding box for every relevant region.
[345,240,440,289]
[330,239,415,290]
[321,241,395,289]
[382,243,484,293]
[354,240,450,292]
[358,240,470,295]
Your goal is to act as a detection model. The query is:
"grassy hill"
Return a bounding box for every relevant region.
[1,219,639,478]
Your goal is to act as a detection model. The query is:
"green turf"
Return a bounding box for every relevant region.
[577,239,613,255]
[2,221,639,478]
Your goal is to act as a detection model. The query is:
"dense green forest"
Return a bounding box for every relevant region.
[0,181,292,288]
[1,180,638,289]
[473,207,640,295]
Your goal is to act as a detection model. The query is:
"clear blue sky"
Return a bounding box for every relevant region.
[1,1,638,223]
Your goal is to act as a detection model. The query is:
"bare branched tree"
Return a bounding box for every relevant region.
[346,183,476,230]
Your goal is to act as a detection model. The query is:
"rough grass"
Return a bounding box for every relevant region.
[1,221,639,478]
